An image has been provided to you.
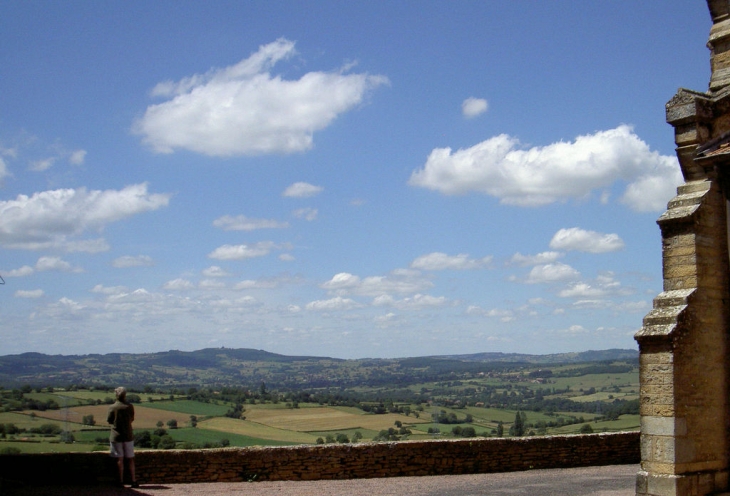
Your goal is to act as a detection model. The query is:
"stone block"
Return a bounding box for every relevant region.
[642,416,685,436]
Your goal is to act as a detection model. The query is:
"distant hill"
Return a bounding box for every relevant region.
[436,349,639,364]
[0,347,637,390]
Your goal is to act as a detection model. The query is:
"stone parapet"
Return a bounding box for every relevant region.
[0,433,638,488]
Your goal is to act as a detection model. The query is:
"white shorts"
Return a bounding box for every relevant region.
[110,441,135,458]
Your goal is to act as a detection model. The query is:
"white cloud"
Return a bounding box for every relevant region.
[163,278,195,291]
[0,156,9,181]
[559,324,589,335]
[462,97,488,118]
[208,241,282,260]
[292,207,318,221]
[549,227,624,253]
[35,256,81,273]
[57,297,84,312]
[526,263,580,284]
[0,183,171,251]
[373,293,449,310]
[4,265,34,277]
[15,289,44,298]
[213,215,289,231]
[112,255,154,268]
[321,269,433,297]
[558,282,609,298]
[69,149,86,165]
[558,272,625,299]
[306,296,362,311]
[91,285,128,295]
[199,279,226,290]
[202,266,230,278]
[283,182,323,198]
[133,38,388,157]
[408,125,682,211]
[29,157,56,172]
[234,279,278,290]
[410,252,492,271]
[509,251,562,267]
[467,305,517,322]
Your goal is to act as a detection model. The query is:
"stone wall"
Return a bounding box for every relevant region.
[634,3,730,494]
[0,432,638,487]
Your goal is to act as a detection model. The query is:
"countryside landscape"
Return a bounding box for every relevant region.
[0,347,639,454]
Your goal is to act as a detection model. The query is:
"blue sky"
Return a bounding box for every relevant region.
[0,1,712,358]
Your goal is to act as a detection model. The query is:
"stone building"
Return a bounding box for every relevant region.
[634,1,730,495]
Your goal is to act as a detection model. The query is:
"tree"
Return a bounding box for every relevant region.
[580,423,594,434]
[82,414,96,426]
[189,415,197,428]
[158,435,176,449]
[352,431,363,442]
[335,433,350,443]
[510,411,525,437]
[496,421,504,437]
[166,419,178,429]
[134,431,152,448]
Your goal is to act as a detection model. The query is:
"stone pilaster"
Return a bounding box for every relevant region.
[635,4,730,495]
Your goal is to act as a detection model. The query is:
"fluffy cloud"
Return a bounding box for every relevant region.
[14,289,44,298]
[112,255,154,268]
[163,278,195,291]
[202,266,230,278]
[234,279,278,290]
[0,183,170,251]
[199,279,226,290]
[466,306,515,322]
[4,265,34,277]
[133,38,389,157]
[549,227,625,253]
[29,157,55,172]
[213,215,289,231]
[0,156,9,181]
[207,241,284,260]
[410,252,492,271]
[372,293,449,310]
[91,285,128,295]
[283,182,323,198]
[525,263,580,284]
[509,251,562,267]
[292,207,318,221]
[321,269,433,297]
[408,125,682,211]
[462,97,488,118]
[69,149,86,165]
[35,256,82,273]
[306,296,361,311]
[558,272,624,299]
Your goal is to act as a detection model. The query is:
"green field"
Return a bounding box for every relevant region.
[143,399,231,416]
[0,353,640,454]
[0,398,639,453]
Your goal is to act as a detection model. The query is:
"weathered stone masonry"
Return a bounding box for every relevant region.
[0,433,638,487]
[635,2,730,495]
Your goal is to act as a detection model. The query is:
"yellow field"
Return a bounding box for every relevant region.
[200,417,318,444]
[23,405,194,429]
[244,405,428,432]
